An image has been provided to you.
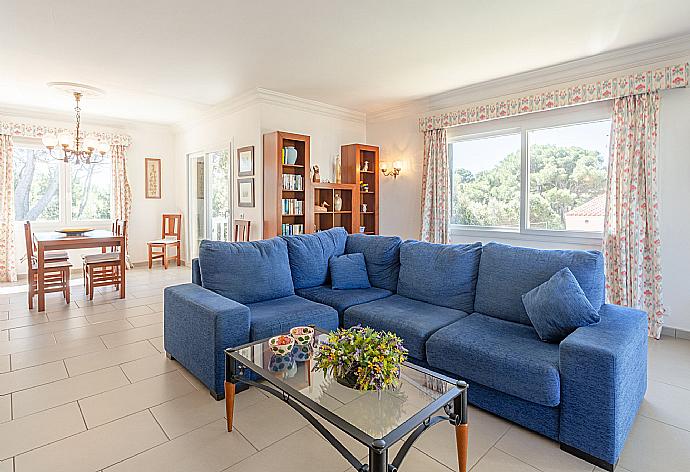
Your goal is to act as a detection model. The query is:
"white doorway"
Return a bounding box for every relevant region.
[187,145,233,261]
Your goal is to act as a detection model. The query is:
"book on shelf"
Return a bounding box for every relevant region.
[281,198,304,215]
[282,174,303,191]
[281,223,304,236]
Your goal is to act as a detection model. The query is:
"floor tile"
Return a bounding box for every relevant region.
[0,333,56,355]
[104,419,254,472]
[127,312,163,327]
[54,319,133,343]
[233,395,309,450]
[12,366,129,418]
[0,355,8,374]
[100,323,163,348]
[0,313,48,331]
[0,459,11,472]
[64,340,158,376]
[619,415,690,472]
[149,336,164,353]
[111,295,163,310]
[147,302,164,312]
[86,305,154,324]
[120,353,178,383]
[648,337,690,390]
[14,410,167,472]
[639,380,690,432]
[414,406,511,470]
[10,336,107,370]
[9,316,90,340]
[495,424,593,472]
[0,402,86,460]
[0,395,10,423]
[79,370,196,428]
[151,388,265,439]
[223,427,349,472]
[0,360,67,395]
[471,448,540,472]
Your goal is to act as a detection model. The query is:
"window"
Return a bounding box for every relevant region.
[13,142,112,223]
[449,106,611,238]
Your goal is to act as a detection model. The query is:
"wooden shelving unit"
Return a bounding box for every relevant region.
[341,144,379,235]
[313,183,359,234]
[263,131,313,238]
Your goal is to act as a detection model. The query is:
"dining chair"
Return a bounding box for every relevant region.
[233,219,251,242]
[25,221,70,263]
[147,214,182,269]
[82,220,126,299]
[24,222,71,309]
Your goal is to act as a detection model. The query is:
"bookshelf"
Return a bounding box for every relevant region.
[341,144,379,235]
[263,131,313,238]
[313,183,359,234]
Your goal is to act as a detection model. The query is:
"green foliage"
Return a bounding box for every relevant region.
[452,144,607,230]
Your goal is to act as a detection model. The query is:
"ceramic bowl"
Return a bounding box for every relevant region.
[269,335,295,356]
[291,343,312,362]
[290,326,314,345]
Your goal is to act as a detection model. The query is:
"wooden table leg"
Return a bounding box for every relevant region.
[225,381,236,432]
[119,238,126,299]
[37,245,46,312]
[455,422,468,472]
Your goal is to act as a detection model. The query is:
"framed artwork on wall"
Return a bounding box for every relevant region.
[145,158,161,199]
[237,145,254,177]
[237,178,255,207]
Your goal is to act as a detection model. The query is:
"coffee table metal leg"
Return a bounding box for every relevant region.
[368,440,388,472]
[225,381,235,432]
[454,384,469,472]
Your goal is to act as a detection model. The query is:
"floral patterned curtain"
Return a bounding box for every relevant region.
[420,129,449,243]
[603,92,664,338]
[0,135,16,282]
[111,144,133,268]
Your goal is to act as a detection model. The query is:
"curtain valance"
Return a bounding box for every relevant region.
[0,120,132,147]
[419,62,688,132]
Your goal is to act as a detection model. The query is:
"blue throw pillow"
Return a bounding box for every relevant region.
[522,267,600,343]
[329,253,371,290]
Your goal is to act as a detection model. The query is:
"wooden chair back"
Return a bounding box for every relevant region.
[234,219,251,242]
[162,214,182,240]
[23,222,35,270]
[105,220,127,252]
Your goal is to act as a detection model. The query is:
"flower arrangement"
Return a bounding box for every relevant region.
[313,326,407,392]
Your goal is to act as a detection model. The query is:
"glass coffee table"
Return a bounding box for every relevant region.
[224,328,468,472]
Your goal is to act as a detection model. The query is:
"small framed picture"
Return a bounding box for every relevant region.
[237,178,255,207]
[237,145,254,177]
[145,158,161,199]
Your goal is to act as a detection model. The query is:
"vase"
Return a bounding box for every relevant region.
[334,193,343,211]
[335,155,342,183]
[284,147,298,165]
[336,370,359,389]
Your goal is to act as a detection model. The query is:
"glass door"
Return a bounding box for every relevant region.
[188,147,232,260]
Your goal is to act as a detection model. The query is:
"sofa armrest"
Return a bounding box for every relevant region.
[559,304,648,466]
[163,283,250,396]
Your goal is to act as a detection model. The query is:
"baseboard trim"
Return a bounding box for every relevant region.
[560,443,615,471]
[660,326,690,341]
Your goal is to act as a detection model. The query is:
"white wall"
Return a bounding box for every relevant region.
[367,56,690,330]
[2,108,178,273]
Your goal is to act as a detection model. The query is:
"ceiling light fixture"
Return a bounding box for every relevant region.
[41,82,109,164]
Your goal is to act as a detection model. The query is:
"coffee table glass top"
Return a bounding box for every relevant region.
[227,330,460,443]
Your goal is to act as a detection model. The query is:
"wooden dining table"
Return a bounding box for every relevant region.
[34,230,126,312]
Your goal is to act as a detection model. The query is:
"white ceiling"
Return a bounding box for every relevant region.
[2,0,690,124]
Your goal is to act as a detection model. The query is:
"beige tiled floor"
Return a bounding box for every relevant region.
[1,265,689,471]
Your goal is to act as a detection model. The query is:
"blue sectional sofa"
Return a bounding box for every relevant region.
[164,228,647,470]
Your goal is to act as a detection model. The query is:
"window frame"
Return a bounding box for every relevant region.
[12,138,114,230]
[447,101,612,245]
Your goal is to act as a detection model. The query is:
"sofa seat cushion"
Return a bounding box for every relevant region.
[474,242,605,325]
[199,238,294,305]
[345,234,402,291]
[248,295,339,341]
[295,285,392,318]
[343,295,468,361]
[282,228,347,289]
[426,313,561,407]
[397,240,481,313]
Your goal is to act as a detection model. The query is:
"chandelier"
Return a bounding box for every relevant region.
[41,82,109,164]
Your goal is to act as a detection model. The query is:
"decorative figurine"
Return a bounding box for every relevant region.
[334,155,342,183]
[312,165,321,183]
[362,160,369,172]
[362,203,367,212]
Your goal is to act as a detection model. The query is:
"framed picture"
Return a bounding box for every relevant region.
[237,145,254,177]
[145,158,161,199]
[237,178,255,207]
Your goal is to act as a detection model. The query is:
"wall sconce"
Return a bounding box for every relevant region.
[380,160,402,179]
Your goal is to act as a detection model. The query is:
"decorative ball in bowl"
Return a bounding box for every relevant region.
[269,335,294,356]
[290,326,314,345]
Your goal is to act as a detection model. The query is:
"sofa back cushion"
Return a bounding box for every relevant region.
[198,237,294,304]
[474,242,605,325]
[345,234,402,291]
[397,240,481,312]
[282,228,347,289]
